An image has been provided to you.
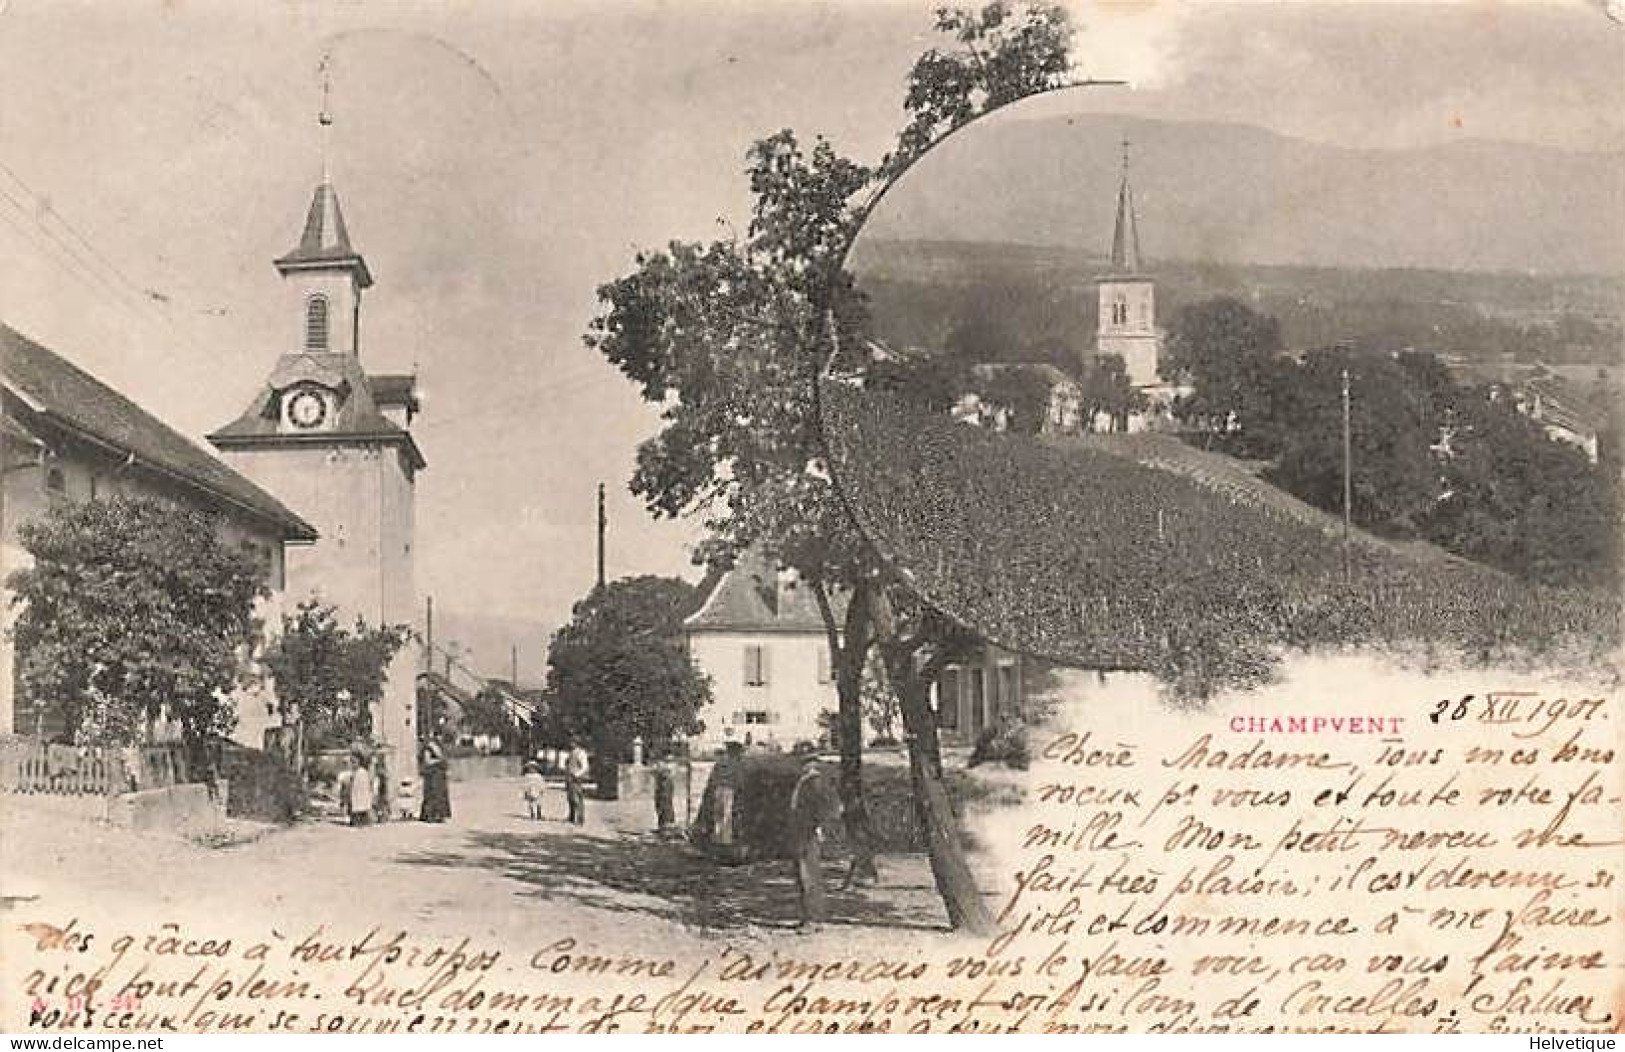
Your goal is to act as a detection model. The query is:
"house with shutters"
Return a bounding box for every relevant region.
[682,550,836,751]
[683,548,1039,753]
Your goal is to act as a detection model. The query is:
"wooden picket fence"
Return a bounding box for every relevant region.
[0,739,191,797]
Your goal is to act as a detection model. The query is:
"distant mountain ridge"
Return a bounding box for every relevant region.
[860,113,1625,277]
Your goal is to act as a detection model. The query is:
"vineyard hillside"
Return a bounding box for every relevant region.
[1061,432,1492,576]
[820,380,1615,697]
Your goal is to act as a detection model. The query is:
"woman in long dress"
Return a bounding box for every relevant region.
[419,739,452,823]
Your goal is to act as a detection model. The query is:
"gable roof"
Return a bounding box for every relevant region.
[971,362,1078,388]
[1,322,317,542]
[684,547,833,634]
[1524,376,1605,437]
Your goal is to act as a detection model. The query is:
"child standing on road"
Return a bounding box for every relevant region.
[522,761,546,820]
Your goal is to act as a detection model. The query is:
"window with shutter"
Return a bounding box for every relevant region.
[743,644,768,686]
[937,667,961,730]
[997,663,1018,714]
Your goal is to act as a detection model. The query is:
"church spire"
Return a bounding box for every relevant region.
[1109,137,1143,275]
[274,67,373,289]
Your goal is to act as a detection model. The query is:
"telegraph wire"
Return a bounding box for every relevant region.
[0,179,162,329]
[0,185,138,312]
[0,158,169,317]
[0,156,225,373]
[0,194,131,311]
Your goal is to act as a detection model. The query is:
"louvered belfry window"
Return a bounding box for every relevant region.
[305,294,331,351]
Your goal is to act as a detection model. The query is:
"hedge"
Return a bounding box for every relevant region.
[688,752,1010,863]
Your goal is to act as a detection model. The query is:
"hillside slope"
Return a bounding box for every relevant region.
[1069,432,1490,574]
[820,380,1614,696]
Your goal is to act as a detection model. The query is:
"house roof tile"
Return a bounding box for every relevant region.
[684,547,834,634]
[1,322,317,541]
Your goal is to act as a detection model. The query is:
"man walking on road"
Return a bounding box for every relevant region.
[788,743,842,932]
[564,739,590,826]
[711,737,744,856]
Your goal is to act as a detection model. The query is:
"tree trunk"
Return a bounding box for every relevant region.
[890,647,994,936]
[871,590,995,936]
[812,578,879,885]
[835,655,880,885]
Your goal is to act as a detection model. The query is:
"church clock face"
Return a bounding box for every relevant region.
[287,389,328,430]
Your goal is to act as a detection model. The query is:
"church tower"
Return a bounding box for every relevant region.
[209,104,424,809]
[1095,141,1160,388]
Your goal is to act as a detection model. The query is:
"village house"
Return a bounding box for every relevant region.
[933,643,1033,748]
[0,322,317,743]
[683,550,835,751]
[1516,376,1604,463]
[684,548,1037,752]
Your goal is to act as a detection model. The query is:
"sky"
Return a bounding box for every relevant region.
[0,0,1618,676]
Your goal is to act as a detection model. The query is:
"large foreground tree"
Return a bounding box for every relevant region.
[8,497,265,750]
[587,1,1077,934]
[546,576,712,795]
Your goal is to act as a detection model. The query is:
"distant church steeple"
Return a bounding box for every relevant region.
[1109,138,1144,275]
[274,75,371,357]
[1094,137,1160,388]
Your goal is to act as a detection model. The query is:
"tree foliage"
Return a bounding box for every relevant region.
[1422,390,1621,590]
[1163,296,1290,456]
[546,576,711,760]
[1169,296,1621,590]
[895,2,1074,165]
[584,1,1078,935]
[7,497,265,746]
[1076,353,1144,432]
[260,600,410,750]
[1269,348,1441,533]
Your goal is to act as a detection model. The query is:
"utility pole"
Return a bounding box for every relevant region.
[421,595,436,740]
[596,481,607,591]
[424,595,435,673]
[1341,367,1352,581]
[511,643,519,688]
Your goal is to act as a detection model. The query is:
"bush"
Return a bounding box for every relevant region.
[218,742,304,823]
[689,752,1002,862]
[968,720,1029,770]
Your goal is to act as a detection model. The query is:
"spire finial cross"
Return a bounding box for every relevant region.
[317,52,334,184]
[1121,136,1131,175]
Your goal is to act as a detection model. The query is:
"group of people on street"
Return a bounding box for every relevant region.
[521,740,591,824]
[335,738,454,827]
[338,752,376,826]
[341,731,846,932]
